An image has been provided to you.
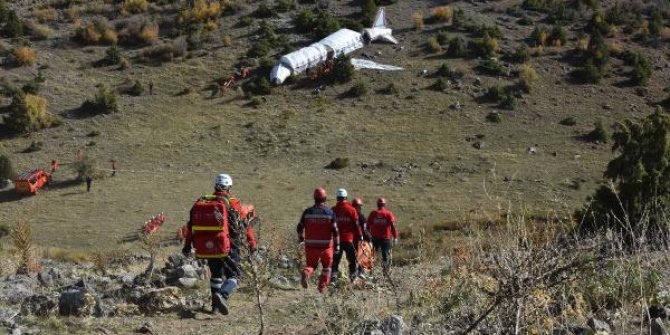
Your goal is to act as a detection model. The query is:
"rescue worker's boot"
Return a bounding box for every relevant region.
[301,268,313,289]
[317,269,331,293]
[212,292,229,315]
[329,271,339,287]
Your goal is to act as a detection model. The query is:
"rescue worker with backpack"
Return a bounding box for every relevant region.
[330,188,361,285]
[367,198,398,273]
[296,188,339,293]
[182,174,257,315]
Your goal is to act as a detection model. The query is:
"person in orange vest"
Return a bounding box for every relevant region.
[330,188,361,284]
[367,198,398,272]
[296,188,339,293]
[182,173,257,315]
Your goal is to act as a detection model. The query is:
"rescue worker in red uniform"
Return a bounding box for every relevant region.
[297,188,339,293]
[330,188,361,284]
[352,198,371,242]
[182,173,257,315]
[367,198,398,272]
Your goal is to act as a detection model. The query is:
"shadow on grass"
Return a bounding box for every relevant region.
[0,189,23,203]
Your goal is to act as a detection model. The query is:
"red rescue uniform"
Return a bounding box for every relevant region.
[297,203,338,292]
[367,207,398,240]
[332,200,360,244]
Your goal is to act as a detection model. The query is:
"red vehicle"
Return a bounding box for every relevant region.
[14,169,50,195]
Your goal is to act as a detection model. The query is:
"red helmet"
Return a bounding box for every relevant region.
[352,198,363,207]
[377,198,386,206]
[314,188,327,201]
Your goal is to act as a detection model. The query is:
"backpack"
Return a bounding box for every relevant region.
[190,198,231,259]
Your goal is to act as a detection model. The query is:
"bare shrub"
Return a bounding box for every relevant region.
[13,219,41,275]
[34,7,58,23]
[121,0,148,15]
[432,6,453,23]
[140,37,187,63]
[518,64,539,93]
[119,16,159,45]
[11,47,36,66]
[74,17,117,45]
[412,12,424,30]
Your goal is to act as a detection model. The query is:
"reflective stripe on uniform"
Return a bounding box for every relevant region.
[304,214,333,220]
[305,239,332,245]
[195,253,229,258]
[192,226,225,231]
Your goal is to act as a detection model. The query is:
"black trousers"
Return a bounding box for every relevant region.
[207,249,241,300]
[332,242,357,278]
[372,238,392,270]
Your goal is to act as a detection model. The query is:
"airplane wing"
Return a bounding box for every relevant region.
[351,58,403,71]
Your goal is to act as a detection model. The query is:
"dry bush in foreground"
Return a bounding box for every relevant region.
[13,219,40,275]
[140,37,187,63]
[412,12,424,30]
[121,0,149,15]
[74,17,117,45]
[12,47,36,66]
[432,6,453,23]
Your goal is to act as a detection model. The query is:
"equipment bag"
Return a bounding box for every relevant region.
[190,199,231,259]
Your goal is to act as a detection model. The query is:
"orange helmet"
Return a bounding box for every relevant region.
[352,198,363,207]
[314,188,327,202]
[377,198,386,207]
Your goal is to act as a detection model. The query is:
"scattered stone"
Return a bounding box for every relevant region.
[652,318,670,335]
[650,305,669,320]
[602,104,613,110]
[37,268,61,287]
[2,282,33,305]
[175,265,197,279]
[177,277,197,289]
[136,287,185,315]
[527,147,538,154]
[278,255,291,269]
[135,321,153,334]
[110,303,140,317]
[21,295,57,317]
[381,315,404,335]
[59,288,97,316]
[269,275,298,291]
[0,308,18,328]
[472,141,484,149]
[587,318,611,333]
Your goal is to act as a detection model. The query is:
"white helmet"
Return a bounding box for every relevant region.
[215,174,233,188]
[336,188,348,198]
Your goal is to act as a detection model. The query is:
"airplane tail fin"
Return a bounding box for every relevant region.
[372,7,387,28]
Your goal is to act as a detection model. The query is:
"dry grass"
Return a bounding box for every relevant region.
[412,12,424,30]
[518,64,539,93]
[43,247,91,263]
[34,7,58,23]
[121,0,149,16]
[12,47,37,66]
[432,6,453,23]
[222,35,233,47]
[13,219,41,274]
[139,23,159,45]
[179,0,222,25]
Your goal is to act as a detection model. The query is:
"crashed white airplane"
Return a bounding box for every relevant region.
[270,7,398,85]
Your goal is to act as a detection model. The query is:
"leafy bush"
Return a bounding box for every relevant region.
[549,25,567,46]
[436,63,452,77]
[348,81,368,97]
[451,7,469,29]
[431,78,449,91]
[426,36,442,53]
[129,81,144,96]
[518,64,539,93]
[81,86,119,115]
[584,119,609,143]
[12,47,36,67]
[486,111,501,123]
[0,3,23,38]
[243,76,272,96]
[512,45,530,63]
[314,11,340,39]
[325,158,349,169]
[484,85,505,102]
[252,3,273,18]
[275,0,295,13]
[476,58,505,76]
[576,109,670,244]
[446,37,466,58]
[530,26,549,46]
[432,6,452,23]
[559,116,577,126]
[178,0,221,28]
[0,154,15,185]
[294,10,315,33]
[4,93,57,133]
[631,55,651,86]
[436,31,449,46]
[571,59,604,84]
[247,38,271,58]
[104,45,123,65]
[74,18,117,45]
[361,0,377,25]
[468,33,498,58]
[121,0,148,15]
[332,56,355,84]
[500,93,518,110]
